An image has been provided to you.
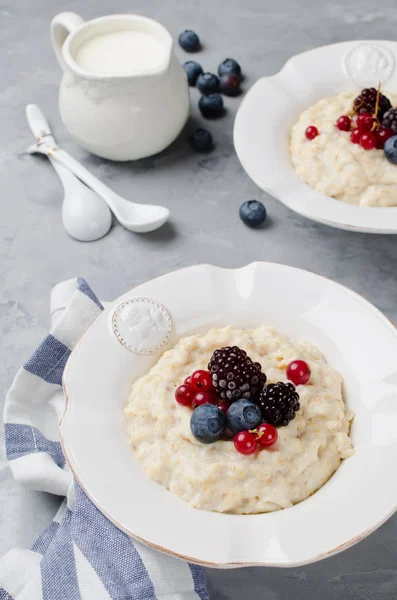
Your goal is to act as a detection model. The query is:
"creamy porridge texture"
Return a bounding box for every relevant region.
[290,91,397,206]
[125,326,354,514]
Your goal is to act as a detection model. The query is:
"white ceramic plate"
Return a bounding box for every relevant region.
[234,40,397,233]
[61,263,397,567]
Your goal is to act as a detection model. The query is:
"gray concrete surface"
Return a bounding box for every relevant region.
[1,0,397,598]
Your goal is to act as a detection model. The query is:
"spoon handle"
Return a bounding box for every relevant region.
[50,148,122,219]
[48,155,82,189]
[25,104,89,194]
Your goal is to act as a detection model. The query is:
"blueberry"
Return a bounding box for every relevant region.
[190,404,226,444]
[219,73,241,96]
[199,94,224,119]
[183,61,203,86]
[239,200,267,228]
[190,128,214,152]
[226,399,262,434]
[196,72,219,95]
[218,58,242,78]
[384,135,397,164]
[178,30,200,52]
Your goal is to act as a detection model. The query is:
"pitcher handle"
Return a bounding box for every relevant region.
[51,12,84,72]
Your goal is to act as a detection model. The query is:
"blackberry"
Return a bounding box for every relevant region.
[382,107,397,133]
[353,88,392,119]
[256,382,300,427]
[208,346,266,401]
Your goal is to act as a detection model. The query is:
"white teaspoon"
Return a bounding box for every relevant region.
[26,105,170,234]
[26,104,112,242]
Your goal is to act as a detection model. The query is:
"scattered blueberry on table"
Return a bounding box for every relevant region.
[384,135,397,164]
[179,33,244,168]
[239,200,267,227]
[219,73,241,96]
[178,30,200,52]
[183,61,203,86]
[196,72,219,95]
[190,403,226,443]
[218,58,242,78]
[190,128,214,152]
[199,93,224,118]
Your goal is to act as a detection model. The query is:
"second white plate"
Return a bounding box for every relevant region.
[234,40,397,233]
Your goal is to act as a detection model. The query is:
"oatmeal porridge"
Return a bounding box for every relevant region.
[125,326,354,514]
[290,91,397,206]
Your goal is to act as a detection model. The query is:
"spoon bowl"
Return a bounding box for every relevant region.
[52,159,112,242]
[112,200,170,233]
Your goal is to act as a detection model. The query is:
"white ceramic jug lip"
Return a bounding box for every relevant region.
[62,14,174,80]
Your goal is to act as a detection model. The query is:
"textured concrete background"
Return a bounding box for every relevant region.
[1,0,397,597]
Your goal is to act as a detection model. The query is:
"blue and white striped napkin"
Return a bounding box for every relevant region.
[1,278,208,600]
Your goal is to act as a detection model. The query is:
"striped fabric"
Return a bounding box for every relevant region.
[1,279,208,600]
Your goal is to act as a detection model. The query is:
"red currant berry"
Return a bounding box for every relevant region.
[286,360,311,385]
[234,431,257,455]
[255,423,278,448]
[350,128,361,144]
[175,384,195,406]
[305,126,319,140]
[376,127,394,149]
[192,390,217,408]
[336,115,351,131]
[356,112,375,132]
[218,400,230,414]
[184,376,192,385]
[360,132,377,150]
[191,369,213,391]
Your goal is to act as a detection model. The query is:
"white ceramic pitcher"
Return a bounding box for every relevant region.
[51,12,190,161]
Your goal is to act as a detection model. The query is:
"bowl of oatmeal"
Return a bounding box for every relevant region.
[61,263,397,566]
[234,40,397,232]
[125,325,354,515]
